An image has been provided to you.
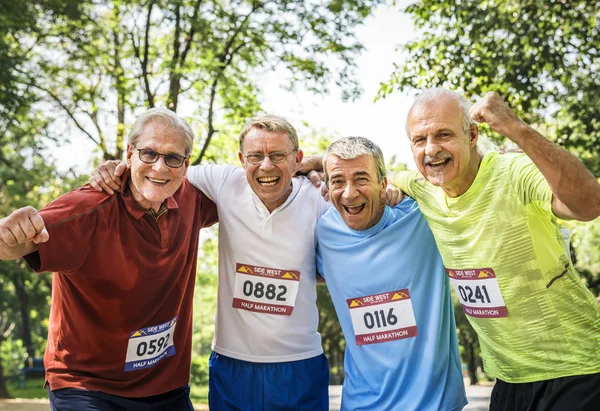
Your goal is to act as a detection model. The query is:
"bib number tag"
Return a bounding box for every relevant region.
[447,268,508,318]
[124,316,177,372]
[348,289,418,346]
[232,263,300,316]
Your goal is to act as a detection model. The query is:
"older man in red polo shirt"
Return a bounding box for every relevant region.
[0,108,217,410]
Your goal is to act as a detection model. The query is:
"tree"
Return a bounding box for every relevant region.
[381,0,600,175]
[14,0,388,165]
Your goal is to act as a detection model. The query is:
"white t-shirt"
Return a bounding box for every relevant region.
[186,165,328,362]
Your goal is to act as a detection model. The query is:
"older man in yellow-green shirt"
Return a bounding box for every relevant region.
[394,88,600,411]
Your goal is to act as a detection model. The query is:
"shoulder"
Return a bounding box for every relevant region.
[40,185,118,227]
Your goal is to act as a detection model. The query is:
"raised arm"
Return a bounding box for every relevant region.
[470,92,600,221]
[0,206,49,260]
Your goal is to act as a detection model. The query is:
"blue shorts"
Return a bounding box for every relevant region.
[48,385,193,411]
[209,352,329,411]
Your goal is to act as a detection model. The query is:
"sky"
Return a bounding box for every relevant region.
[259,4,417,168]
[52,3,418,173]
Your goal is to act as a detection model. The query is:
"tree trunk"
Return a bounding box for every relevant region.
[11,273,35,358]
[467,341,479,386]
[0,359,12,399]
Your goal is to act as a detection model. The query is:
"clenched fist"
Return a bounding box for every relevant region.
[469,92,527,142]
[0,206,48,259]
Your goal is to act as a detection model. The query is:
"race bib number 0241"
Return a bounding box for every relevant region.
[232,263,300,316]
[446,268,508,318]
[124,316,177,372]
[348,289,418,346]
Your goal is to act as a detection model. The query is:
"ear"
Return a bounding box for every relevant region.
[238,151,246,167]
[381,175,388,198]
[182,156,191,175]
[126,144,134,167]
[294,149,304,168]
[469,124,479,148]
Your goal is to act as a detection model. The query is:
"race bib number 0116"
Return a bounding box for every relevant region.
[124,316,177,372]
[232,263,300,316]
[446,268,508,318]
[348,289,418,346]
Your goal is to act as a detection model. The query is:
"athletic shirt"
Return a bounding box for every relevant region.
[316,199,466,411]
[25,173,218,397]
[186,165,327,362]
[394,152,600,383]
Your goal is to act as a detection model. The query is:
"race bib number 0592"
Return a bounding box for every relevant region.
[348,289,418,346]
[447,268,508,318]
[232,263,300,316]
[124,316,177,372]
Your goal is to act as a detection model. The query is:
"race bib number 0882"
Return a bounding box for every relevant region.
[232,263,300,316]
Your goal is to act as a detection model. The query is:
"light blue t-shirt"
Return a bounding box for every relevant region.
[316,198,466,411]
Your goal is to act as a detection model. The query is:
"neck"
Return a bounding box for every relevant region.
[263,183,293,213]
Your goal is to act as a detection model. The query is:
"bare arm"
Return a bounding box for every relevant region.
[0,207,48,260]
[470,92,600,221]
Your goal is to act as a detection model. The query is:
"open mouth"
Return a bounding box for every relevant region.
[343,203,366,215]
[426,157,451,170]
[257,176,280,186]
[147,177,169,185]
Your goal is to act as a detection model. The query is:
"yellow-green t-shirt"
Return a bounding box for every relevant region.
[394,152,600,383]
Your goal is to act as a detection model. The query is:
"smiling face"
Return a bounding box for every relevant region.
[326,154,387,231]
[126,123,189,211]
[238,127,303,212]
[407,95,481,197]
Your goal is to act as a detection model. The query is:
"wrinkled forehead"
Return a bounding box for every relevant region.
[407,98,464,135]
[135,124,187,153]
[243,127,294,151]
[326,154,378,177]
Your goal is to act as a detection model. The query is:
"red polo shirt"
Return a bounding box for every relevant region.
[24,172,217,397]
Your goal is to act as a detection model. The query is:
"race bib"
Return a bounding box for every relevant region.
[232,263,300,316]
[447,268,508,318]
[348,289,418,346]
[124,316,177,372]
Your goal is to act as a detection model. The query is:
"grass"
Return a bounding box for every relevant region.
[7,378,48,399]
[6,378,209,405]
[190,384,209,405]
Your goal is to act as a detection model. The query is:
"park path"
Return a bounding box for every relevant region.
[0,381,492,410]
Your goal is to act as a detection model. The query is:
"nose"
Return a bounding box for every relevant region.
[259,156,275,171]
[152,156,170,171]
[342,182,357,200]
[424,137,441,157]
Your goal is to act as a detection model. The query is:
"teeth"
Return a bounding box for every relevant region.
[148,178,167,184]
[428,159,448,166]
[344,204,365,215]
[257,176,279,186]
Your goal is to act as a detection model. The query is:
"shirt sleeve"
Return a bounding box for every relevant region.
[25,189,106,274]
[392,170,421,199]
[316,242,325,278]
[186,164,237,203]
[508,154,552,213]
[198,189,219,228]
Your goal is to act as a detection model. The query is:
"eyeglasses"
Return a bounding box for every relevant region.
[134,146,187,168]
[243,150,297,165]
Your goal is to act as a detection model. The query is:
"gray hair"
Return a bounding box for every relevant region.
[239,114,299,151]
[408,88,498,155]
[323,137,386,186]
[128,107,195,156]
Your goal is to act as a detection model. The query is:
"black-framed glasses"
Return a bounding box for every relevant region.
[243,150,297,165]
[134,146,187,168]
